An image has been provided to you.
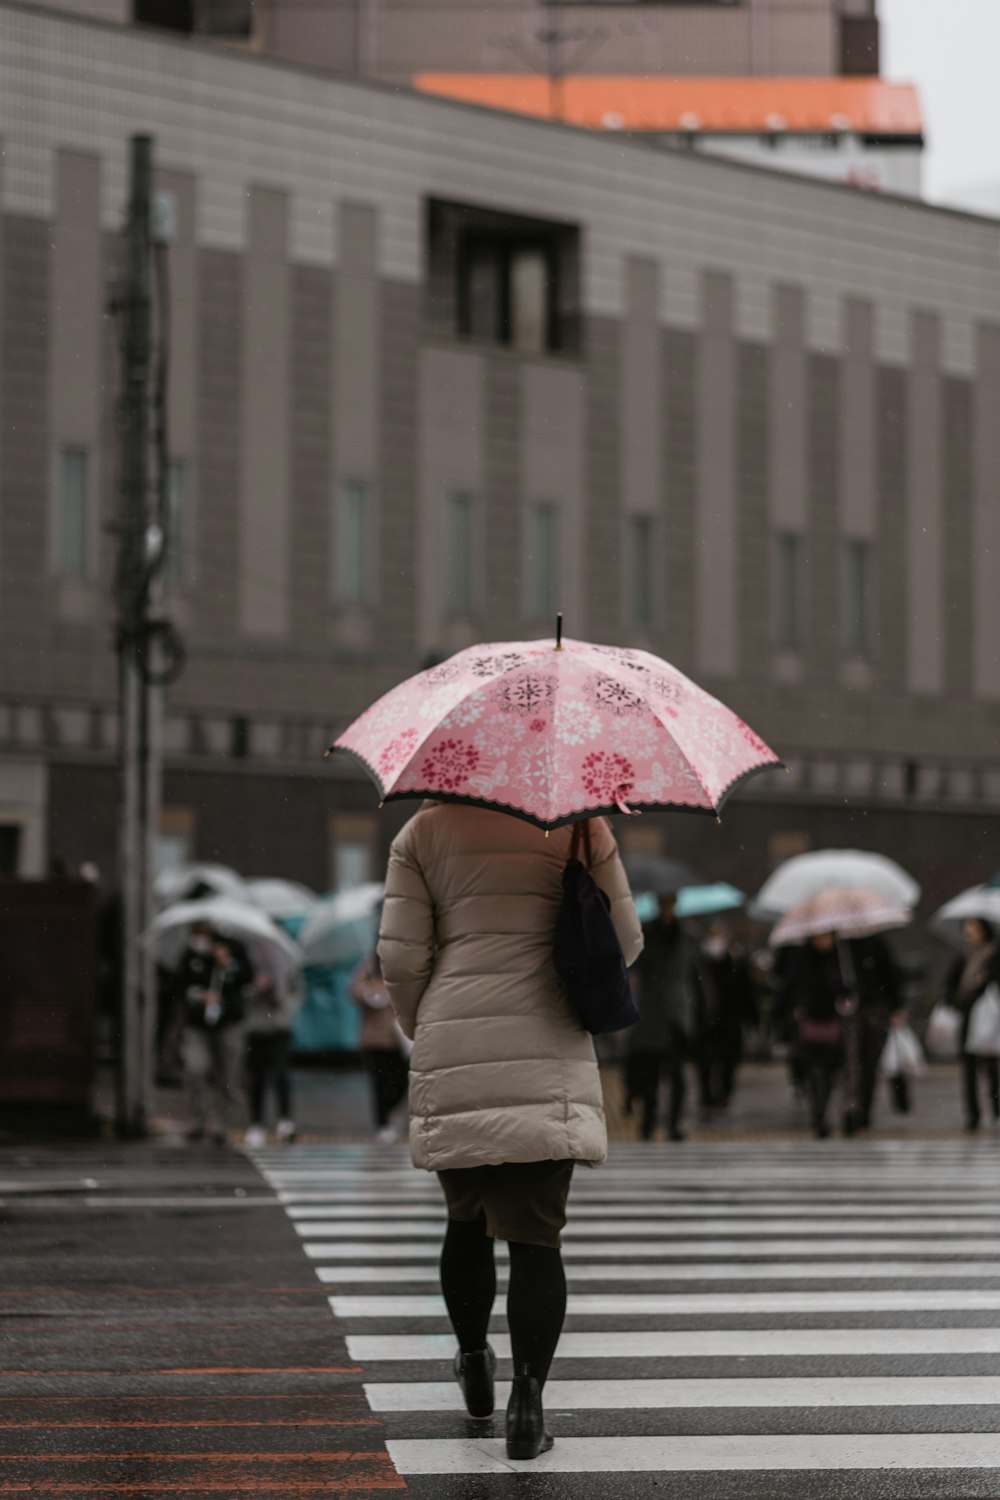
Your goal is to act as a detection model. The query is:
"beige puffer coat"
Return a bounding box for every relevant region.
[377,802,642,1172]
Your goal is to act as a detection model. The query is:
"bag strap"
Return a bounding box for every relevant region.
[570,819,593,870]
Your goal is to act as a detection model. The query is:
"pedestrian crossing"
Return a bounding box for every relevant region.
[251,1139,1000,1497]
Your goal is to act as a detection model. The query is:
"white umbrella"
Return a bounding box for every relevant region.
[245,878,318,919]
[753,850,920,920]
[154,862,247,910]
[931,886,1000,948]
[148,895,303,981]
[299,882,385,967]
[769,887,911,947]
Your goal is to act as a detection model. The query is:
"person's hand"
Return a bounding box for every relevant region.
[890,1009,907,1027]
[204,990,221,1007]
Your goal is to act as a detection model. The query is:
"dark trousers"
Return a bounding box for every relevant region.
[363,1048,409,1128]
[963,1052,1000,1127]
[856,1013,890,1127]
[800,1043,840,1137]
[246,1031,292,1126]
[627,1048,686,1139]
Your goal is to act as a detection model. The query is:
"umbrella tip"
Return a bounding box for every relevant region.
[323,746,333,759]
[555,613,563,650]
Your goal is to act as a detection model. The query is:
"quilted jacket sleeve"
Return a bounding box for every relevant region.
[377,820,435,1041]
[588,819,644,968]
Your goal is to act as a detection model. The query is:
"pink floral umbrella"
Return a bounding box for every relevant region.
[329,631,781,830]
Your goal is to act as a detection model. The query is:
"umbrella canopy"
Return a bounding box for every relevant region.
[753,849,919,920]
[148,895,303,980]
[676,882,745,919]
[245,878,318,919]
[330,633,780,830]
[931,886,1000,947]
[769,887,911,947]
[298,882,385,968]
[154,863,247,910]
[624,854,701,896]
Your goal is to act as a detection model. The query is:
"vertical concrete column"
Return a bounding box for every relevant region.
[51,150,102,605]
[696,271,736,678]
[331,203,379,641]
[158,170,197,582]
[840,298,876,685]
[240,186,290,639]
[768,286,807,677]
[840,299,876,542]
[906,311,943,695]
[973,322,1000,699]
[621,257,661,635]
[521,363,584,636]
[416,347,483,653]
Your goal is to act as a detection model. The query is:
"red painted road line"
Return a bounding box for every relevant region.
[2,1367,363,1376]
[0,1419,379,1428]
[4,1452,392,1462]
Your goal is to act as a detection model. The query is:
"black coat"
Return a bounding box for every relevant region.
[176,943,253,1030]
[945,943,1000,1049]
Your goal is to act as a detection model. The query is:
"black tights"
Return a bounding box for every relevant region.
[439,1213,567,1386]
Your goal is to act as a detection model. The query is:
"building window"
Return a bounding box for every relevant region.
[0,824,21,877]
[626,515,656,631]
[165,458,193,591]
[330,814,377,893]
[842,538,875,657]
[334,479,372,606]
[772,530,805,651]
[446,491,478,616]
[134,0,253,37]
[526,502,560,620]
[427,199,581,356]
[54,446,91,580]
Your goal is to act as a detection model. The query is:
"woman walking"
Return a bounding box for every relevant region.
[946,917,1000,1131]
[378,801,641,1460]
[783,932,846,1139]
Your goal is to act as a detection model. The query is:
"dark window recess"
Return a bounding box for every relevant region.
[134,0,253,38]
[840,16,880,76]
[230,715,250,759]
[0,825,21,876]
[427,199,582,356]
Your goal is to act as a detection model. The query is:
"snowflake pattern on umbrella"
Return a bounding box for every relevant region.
[492,673,556,716]
[332,634,780,826]
[418,737,480,792]
[585,673,646,717]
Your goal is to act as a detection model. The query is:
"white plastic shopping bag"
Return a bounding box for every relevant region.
[966,984,1000,1057]
[924,1002,963,1061]
[879,1024,927,1079]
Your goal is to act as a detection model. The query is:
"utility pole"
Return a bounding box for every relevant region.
[112,133,175,1138]
[114,134,153,1137]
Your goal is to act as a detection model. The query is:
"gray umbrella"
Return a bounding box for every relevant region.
[624,854,701,896]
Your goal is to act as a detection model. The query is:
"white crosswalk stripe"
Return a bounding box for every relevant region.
[251,1139,1000,1492]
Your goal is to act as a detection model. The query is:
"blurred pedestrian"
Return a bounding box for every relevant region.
[842,932,903,1132]
[784,932,845,1139]
[378,803,641,1461]
[351,948,409,1143]
[178,925,252,1144]
[945,918,1000,1132]
[243,952,301,1148]
[698,921,758,1110]
[626,891,703,1141]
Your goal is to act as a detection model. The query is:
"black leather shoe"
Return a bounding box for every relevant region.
[453,1344,495,1418]
[505,1364,553,1460]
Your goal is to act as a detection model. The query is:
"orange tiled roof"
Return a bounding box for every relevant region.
[414,74,923,136]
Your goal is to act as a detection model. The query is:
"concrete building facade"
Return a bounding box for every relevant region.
[0,1,998,913]
[12,0,882,85]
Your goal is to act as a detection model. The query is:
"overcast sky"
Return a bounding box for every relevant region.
[881,0,1000,208]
